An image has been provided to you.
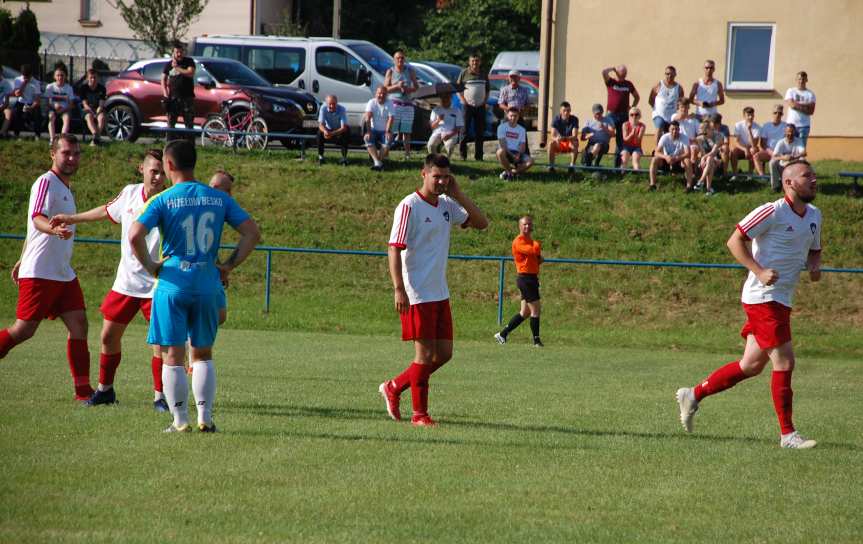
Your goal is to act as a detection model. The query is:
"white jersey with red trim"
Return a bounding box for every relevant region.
[105,183,161,298]
[736,196,822,308]
[388,191,469,305]
[19,170,77,281]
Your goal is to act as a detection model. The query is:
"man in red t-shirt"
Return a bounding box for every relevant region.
[601,65,639,168]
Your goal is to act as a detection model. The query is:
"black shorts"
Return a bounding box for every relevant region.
[516,274,540,303]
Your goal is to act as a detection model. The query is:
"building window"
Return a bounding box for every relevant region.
[80,0,101,26]
[726,23,776,91]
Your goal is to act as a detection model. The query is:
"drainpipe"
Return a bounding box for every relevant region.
[539,0,554,149]
[250,0,256,34]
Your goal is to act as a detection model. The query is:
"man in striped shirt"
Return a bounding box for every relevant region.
[379,154,488,427]
[676,160,822,449]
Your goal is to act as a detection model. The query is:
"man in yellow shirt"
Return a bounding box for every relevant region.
[495,215,543,347]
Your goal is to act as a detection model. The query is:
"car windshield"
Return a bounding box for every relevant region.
[199,60,271,86]
[347,43,393,75]
[428,63,461,82]
[412,65,443,86]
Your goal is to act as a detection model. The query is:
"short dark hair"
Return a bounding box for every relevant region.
[560,101,571,109]
[164,140,197,170]
[20,64,32,77]
[797,70,808,78]
[393,49,405,56]
[711,113,723,123]
[669,120,680,128]
[424,153,450,170]
[507,106,520,113]
[469,51,481,60]
[743,106,755,114]
[666,65,676,73]
[677,97,690,106]
[172,40,185,51]
[86,68,98,77]
[51,133,79,151]
[145,148,163,162]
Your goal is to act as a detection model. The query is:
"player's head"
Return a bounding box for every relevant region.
[421,153,452,196]
[140,149,165,193]
[519,215,534,236]
[210,169,234,195]
[163,139,196,177]
[782,160,817,203]
[50,134,81,177]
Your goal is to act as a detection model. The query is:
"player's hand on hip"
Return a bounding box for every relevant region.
[394,287,409,314]
[11,260,20,285]
[757,268,779,286]
[216,263,231,286]
[147,256,169,278]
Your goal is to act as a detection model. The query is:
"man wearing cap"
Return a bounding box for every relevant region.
[601,65,639,168]
[580,104,615,167]
[499,71,530,121]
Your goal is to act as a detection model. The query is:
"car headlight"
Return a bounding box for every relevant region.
[272,104,286,113]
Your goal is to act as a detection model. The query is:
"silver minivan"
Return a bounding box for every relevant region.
[190,35,394,131]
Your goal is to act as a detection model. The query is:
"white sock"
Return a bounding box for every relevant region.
[97,383,112,392]
[374,158,382,167]
[191,360,217,426]
[154,390,165,401]
[162,365,189,428]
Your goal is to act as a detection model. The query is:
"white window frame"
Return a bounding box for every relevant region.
[725,22,776,91]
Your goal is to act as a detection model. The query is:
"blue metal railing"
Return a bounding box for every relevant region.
[3,233,862,325]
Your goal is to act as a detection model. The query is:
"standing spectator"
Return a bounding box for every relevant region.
[601,64,639,167]
[44,67,75,145]
[695,119,721,196]
[364,85,394,171]
[379,154,488,427]
[10,64,42,140]
[384,50,419,159]
[495,215,544,347]
[498,70,530,116]
[769,125,807,191]
[784,71,816,147]
[0,74,12,138]
[547,101,578,172]
[457,53,490,161]
[671,98,700,165]
[496,108,533,180]
[760,105,787,162]
[690,59,725,121]
[427,93,464,159]
[317,94,350,166]
[161,41,196,142]
[649,121,693,191]
[77,69,107,146]
[620,107,646,171]
[580,104,615,167]
[731,107,770,176]
[648,65,684,148]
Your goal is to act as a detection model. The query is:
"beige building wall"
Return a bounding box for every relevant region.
[540,0,863,160]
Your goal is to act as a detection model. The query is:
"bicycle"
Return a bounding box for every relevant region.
[201,95,269,150]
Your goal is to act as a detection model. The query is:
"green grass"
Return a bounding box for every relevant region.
[1,324,861,543]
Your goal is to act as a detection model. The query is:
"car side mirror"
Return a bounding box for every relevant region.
[357,67,370,86]
[196,76,215,89]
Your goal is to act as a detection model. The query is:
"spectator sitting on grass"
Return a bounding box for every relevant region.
[364,85,394,171]
[580,103,615,167]
[619,107,646,171]
[547,101,578,172]
[427,93,464,159]
[649,120,693,191]
[760,104,787,164]
[695,119,721,196]
[496,107,533,181]
[317,94,350,166]
[769,124,807,191]
[731,106,769,177]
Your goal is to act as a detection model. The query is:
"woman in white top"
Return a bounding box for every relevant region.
[689,60,725,120]
[648,65,683,148]
[784,71,816,147]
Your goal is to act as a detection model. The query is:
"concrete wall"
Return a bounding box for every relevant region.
[540,0,863,160]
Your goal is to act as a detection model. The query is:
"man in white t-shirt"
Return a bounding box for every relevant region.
[0,135,94,402]
[784,71,816,147]
[44,67,75,144]
[364,85,394,171]
[760,104,787,161]
[731,106,770,176]
[379,154,488,427]
[427,93,464,159]
[496,107,533,180]
[11,64,43,139]
[649,121,692,191]
[49,149,168,409]
[769,124,807,191]
[676,160,821,449]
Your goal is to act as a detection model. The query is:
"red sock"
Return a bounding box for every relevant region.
[151,356,163,393]
[410,363,432,417]
[771,370,795,435]
[0,329,19,359]
[98,352,121,387]
[693,361,748,401]
[391,362,415,394]
[66,338,93,400]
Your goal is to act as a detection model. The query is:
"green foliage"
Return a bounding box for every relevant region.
[9,7,40,54]
[0,8,13,50]
[108,0,209,55]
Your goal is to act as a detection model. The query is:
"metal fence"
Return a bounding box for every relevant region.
[3,233,862,324]
[40,32,157,81]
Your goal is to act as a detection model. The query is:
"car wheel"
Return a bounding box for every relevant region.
[105,104,140,142]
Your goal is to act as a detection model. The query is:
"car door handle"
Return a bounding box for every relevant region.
[312,80,319,93]
[298,80,305,89]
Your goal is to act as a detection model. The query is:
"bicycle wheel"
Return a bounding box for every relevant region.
[245,117,269,150]
[201,117,232,148]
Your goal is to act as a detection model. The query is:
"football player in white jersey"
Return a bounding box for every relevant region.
[0,135,95,402]
[676,160,822,449]
[49,150,167,409]
[379,154,488,426]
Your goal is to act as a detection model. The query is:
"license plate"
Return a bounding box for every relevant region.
[303,119,318,128]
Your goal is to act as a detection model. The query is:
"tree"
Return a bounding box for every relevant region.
[107,0,209,55]
[0,8,13,51]
[9,7,40,54]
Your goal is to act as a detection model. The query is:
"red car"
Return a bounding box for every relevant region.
[103,57,319,142]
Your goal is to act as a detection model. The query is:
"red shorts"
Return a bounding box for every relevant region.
[16,277,86,321]
[100,289,152,324]
[740,301,792,349]
[557,139,574,153]
[400,299,453,341]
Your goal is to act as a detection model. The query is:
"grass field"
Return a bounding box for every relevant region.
[1,323,862,543]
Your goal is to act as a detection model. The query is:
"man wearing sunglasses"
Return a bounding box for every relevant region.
[689,60,725,121]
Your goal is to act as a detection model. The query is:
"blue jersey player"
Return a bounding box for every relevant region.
[130,140,260,433]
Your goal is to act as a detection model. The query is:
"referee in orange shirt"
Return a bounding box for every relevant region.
[495,215,543,347]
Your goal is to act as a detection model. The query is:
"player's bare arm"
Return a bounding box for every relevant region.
[727,228,778,285]
[129,220,166,277]
[387,246,409,314]
[807,249,822,282]
[50,205,108,227]
[32,214,72,240]
[216,218,261,277]
[446,177,488,230]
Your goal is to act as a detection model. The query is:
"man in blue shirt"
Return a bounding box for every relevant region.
[130,140,260,433]
[317,94,350,166]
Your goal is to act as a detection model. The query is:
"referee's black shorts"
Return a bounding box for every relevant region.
[516,274,540,303]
